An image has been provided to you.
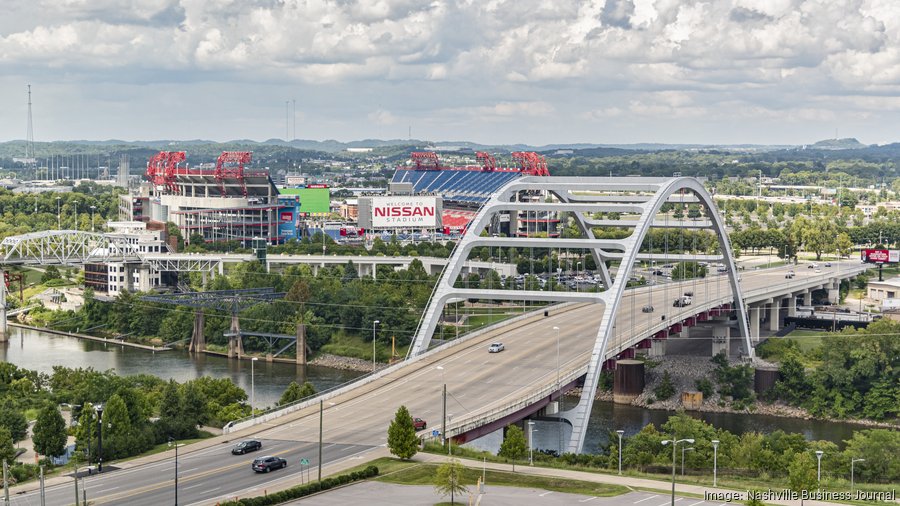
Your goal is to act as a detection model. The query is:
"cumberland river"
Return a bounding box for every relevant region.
[1,327,871,452]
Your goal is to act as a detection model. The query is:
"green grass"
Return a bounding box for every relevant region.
[378,462,628,497]
[119,430,216,462]
[781,329,828,352]
[463,312,519,328]
[319,332,400,362]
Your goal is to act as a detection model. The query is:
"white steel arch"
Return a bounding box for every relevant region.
[0,230,143,265]
[408,176,751,454]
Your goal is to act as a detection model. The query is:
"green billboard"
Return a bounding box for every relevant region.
[279,187,331,216]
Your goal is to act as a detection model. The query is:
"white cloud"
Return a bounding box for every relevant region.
[2,0,900,144]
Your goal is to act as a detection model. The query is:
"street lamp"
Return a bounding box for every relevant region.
[661,438,694,506]
[815,450,824,484]
[437,366,447,450]
[527,421,536,466]
[168,436,179,506]
[681,446,694,476]
[711,440,720,487]
[850,458,865,494]
[372,320,380,372]
[90,205,96,232]
[616,430,625,475]
[553,325,561,453]
[56,197,61,229]
[250,357,259,415]
[96,404,104,473]
[73,201,79,230]
[447,414,454,456]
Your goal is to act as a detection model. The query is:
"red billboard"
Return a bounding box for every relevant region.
[861,249,898,264]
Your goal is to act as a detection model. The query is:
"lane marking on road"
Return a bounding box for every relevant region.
[181,467,199,473]
[182,483,206,491]
[687,501,705,506]
[92,486,119,493]
[579,497,598,502]
[634,495,659,503]
[539,491,554,497]
[199,487,221,495]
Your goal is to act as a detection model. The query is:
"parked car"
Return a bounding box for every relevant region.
[232,440,262,455]
[413,417,427,430]
[488,342,505,353]
[642,305,654,313]
[252,456,287,473]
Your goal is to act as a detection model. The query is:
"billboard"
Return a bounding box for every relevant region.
[278,187,331,216]
[861,249,899,264]
[364,196,441,229]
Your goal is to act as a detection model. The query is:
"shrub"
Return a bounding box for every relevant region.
[216,465,379,505]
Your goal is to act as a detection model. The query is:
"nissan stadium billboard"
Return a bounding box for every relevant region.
[358,196,442,229]
[861,249,899,264]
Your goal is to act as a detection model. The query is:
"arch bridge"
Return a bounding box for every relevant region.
[409,176,750,454]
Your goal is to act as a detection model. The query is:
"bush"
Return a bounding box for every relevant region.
[654,371,676,400]
[217,465,379,506]
[695,378,714,398]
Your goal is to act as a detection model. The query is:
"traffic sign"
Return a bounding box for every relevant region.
[300,458,310,465]
[432,429,440,437]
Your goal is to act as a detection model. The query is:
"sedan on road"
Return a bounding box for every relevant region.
[252,456,287,473]
[231,440,262,455]
[413,417,427,430]
[488,342,505,353]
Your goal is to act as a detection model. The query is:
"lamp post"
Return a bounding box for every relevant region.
[447,414,454,456]
[616,430,624,475]
[527,421,536,466]
[681,446,694,476]
[168,436,179,506]
[711,440,720,487]
[372,320,380,372]
[56,197,61,229]
[815,450,824,484]
[96,404,104,473]
[661,437,694,506]
[850,458,865,494]
[90,205,96,232]
[73,201,78,230]
[250,357,259,415]
[437,366,447,450]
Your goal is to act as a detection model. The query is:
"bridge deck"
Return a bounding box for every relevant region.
[231,262,865,448]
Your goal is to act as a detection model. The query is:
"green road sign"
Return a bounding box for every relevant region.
[300,458,310,465]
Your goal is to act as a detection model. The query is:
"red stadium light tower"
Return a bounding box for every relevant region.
[476,151,497,171]
[411,151,440,170]
[512,151,550,176]
[146,151,187,191]
[215,151,253,197]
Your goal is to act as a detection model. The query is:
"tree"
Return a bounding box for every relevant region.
[0,399,28,444]
[498,424,527,472]
[278,381,316,406]
[40,265,61,283]
[654,371,676,400]
[386,405,418,460]
[102,394,133,460]
[0,427,16,465]
[434,458,468,505]
[788,452,818,505]
[32,405,67,458]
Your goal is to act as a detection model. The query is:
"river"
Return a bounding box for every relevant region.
[0,327,364,408]
[1,327,872,453]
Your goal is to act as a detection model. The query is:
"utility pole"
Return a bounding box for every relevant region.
[39,466,45,506]
[317,399,323,481]
[3,459,9,506]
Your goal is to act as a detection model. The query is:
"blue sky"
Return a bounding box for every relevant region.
[2,0,899,145]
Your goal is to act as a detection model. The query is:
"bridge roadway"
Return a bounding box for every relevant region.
[9,262,866,506]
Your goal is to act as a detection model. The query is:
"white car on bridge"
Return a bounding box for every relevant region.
[488,342,505,353]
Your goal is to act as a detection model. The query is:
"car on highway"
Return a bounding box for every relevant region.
[252,456,287,473]
[488,342,505,353]
[824,262,832,267]
[641,305,654,313]
[815,268,822,273]
[231,440,262,455]
[808,263,818,269]
[413,417,427,430]
[673,296,692,307]
[785,271,795,279]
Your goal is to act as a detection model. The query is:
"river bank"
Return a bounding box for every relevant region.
[568,354,899,431]
[8,322,171,352]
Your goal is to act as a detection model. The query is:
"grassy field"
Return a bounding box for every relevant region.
[378,462,628,498]
[319,332,405,362]
[781,329,829,352]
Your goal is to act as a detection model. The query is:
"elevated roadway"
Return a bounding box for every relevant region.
[8,262,866,505]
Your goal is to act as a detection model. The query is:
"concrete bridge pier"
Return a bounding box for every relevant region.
[296,322,307,365]
[227,315,244,359]
[189,310,206,353]
[787,294,797,317]
[711,324,730,356]
[613,360,645,404]
[648,338,666,357]
[769,298,782,332]
[828,282,840,304]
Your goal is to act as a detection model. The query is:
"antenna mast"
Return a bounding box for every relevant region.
[26,84,35,167]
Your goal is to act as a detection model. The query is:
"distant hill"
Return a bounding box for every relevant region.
[810,138,868,150]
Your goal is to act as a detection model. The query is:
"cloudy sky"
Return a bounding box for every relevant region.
[1,0,899,145]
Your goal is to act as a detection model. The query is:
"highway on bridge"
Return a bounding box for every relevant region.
[9,263,865,506]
